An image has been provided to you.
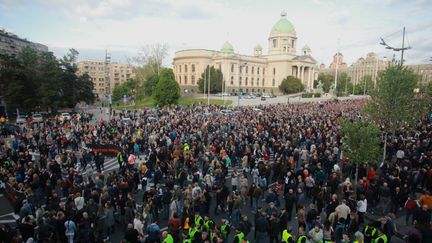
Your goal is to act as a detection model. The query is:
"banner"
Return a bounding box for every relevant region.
[87,144,122,155]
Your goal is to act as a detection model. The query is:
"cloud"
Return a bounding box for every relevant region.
[0,0,26,9]
[329,9,351,26]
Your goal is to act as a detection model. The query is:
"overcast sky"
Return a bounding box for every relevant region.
[1,0,431,66]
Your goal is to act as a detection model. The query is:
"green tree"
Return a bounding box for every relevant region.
[354,75,374,95]
[316,73,334,93]
[197,66,224,93]
[143,73,159,96]
[365,64,428,162]
[336,72,353,96]
[152,68,180,106]
[279,76,304,94]
[340,118,382,183]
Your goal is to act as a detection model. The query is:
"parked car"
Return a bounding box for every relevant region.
[16,114,27,125]
[32,113,43,123]
[262,93,271,98]
[261,97,266,101]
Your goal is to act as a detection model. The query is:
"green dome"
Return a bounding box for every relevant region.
[254,44,262,50]
[270,11,296,36]
[220,41,234,54]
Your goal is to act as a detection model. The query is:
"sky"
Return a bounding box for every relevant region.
[1,0,431,66]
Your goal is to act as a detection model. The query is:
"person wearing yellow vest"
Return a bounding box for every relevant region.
[281,227,294,243]
[354,231,365,243]
[296,226,308,243]
[220,219,230,240]
[373,228,388,243]
[181,231,192,243]
[204,215,214,231]
[363,224,377,243]
[194,213,204,229]
[162,230,174,243]
[233,228,245,243]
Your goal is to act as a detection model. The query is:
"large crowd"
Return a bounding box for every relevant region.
[0,99,431,243]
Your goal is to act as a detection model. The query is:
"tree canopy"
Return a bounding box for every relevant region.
[112,79,139,101]
[279,76,304,94]
[336,72,353,96]
[152,68,180,107]
[315,73,334,93]
[0,47,94,114]
[197,66,225,93]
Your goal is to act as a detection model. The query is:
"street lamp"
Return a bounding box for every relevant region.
[380,27,411,65]
[238,61,247,106]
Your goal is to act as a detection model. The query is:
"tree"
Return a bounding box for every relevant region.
[111,79,138,101]
[143,73,159,97]
[132,43,168,76]
[340,118,382,183]
[197,66,225,94]
[354,75,374,95]
[336,72,353,96]
[279,76,304,94]
[316,73,334,93]
[0,47,94,114]
[365,64,428,162]
[152,68,180,106]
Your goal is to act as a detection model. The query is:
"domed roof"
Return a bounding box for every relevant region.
[220,41,234,54]
[254,44,262,50]
[302,45,311,50]
[270,11,296,36]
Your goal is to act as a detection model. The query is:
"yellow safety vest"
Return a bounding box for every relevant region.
[220,224,228,238]
[373,234,388,243]
[297,235,307,243]
[163,234,174,243]
[189,227,198,240]
[195,215,203,227]
[235,232,244,243]
[282,229,293,243]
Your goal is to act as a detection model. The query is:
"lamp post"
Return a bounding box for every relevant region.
[380,27,411,65]
[238,61,247,106]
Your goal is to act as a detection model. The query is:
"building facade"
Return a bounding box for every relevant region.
[0,29,48,55]
[77,60,135,97]
[320,52,432,86]
[329,52,347,69]
[173,11,318,94]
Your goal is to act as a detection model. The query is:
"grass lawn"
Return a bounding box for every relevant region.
[113,97,232,110]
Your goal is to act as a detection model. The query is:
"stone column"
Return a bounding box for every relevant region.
[309,67,313,89]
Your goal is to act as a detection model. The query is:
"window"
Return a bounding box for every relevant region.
[263,68,265,75]
[230,76,234,85]
[240,66,242,74]
[192,64,195,72]
[262,79,265,86]
[184,76,188,84]
[191,75,195,85]
[239,77,242,85]
[273,68,276,75]
[245,77,248,86]
[272,79,275,86]
[283,47,287,52]
[179,76,182,83]
[185,65,188,72]
[179,65,182,72]
[246,66,248,74]
[231,64,234,72]
[291,40,294,47]
[252,67,254,74]
[257,67,260,74]
[251,78,254,86]
[273,39,277,48]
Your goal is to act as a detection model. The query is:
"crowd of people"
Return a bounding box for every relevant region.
[0,99,431,243]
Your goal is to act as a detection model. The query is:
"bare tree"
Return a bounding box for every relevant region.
[132,43,168,76]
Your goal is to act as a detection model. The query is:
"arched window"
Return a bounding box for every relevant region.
[191,75,195,84]
[273,68,276,75]
[179,76,182,83]
[245,77,248,86]
[185,65,188,72]
[239,77,242,85]
[251,78,254,86]
[246,66,248,74]
[231,64,234,72]
[257,67,260,74]
[273,39,277,48]
[230,76,234,85]
[262,78,265,86]
[184,76,188,84]
[263,68,265,75]
[179,65,182,72]
[252,67,254,74]
[272,78,275,86]
[192,64,195,72]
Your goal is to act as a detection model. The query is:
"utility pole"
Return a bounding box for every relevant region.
[380,27,411,65]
